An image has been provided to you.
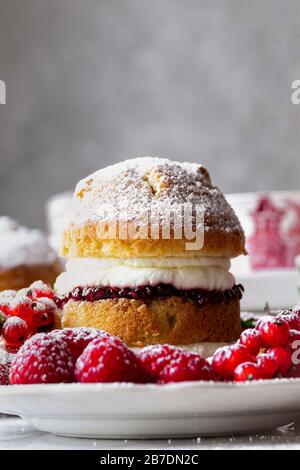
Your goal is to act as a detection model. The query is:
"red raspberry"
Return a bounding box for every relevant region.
[0,363,10,385]
[238,329,263,355]
[158,352,215,384]
[256,353,278,379]
[139,345,182,381]
[257,317,290,347]
[28,281,55,300]
[267,347,292,375]
[75,336,145,383]
[212,344,255,380]
[10,333,74,384]
[234,362,263,382]
[278,310,300,331]
[51,328,110,361]
[2,317,29,352]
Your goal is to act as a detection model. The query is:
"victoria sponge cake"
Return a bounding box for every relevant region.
[54,157,246,347]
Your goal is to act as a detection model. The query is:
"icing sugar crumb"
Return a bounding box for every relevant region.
[0,217,58,269]
[65,156,243,235]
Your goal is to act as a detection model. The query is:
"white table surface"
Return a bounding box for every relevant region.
[1,416,300,450]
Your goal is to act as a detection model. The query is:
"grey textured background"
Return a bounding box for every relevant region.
[0,0,300,228]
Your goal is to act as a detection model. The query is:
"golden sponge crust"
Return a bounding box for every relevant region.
[61,223,245,259]
[58,297,241,347]
[61,157,246,259]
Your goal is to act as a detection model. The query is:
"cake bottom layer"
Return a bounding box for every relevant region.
[55,296,241,347]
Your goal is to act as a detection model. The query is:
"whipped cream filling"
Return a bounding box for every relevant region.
[55,256,235,295]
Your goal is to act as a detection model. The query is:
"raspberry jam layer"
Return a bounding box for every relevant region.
[55,283,244,309]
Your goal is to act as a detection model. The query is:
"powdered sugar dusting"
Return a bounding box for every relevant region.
[65,156,243,235]
[0,217,58,269]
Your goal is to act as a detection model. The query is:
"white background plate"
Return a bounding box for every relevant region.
[1,380,300,439]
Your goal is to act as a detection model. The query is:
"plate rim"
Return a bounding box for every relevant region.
[1,376,300,395]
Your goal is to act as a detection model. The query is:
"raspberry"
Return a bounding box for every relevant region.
[10,333,74,384]
[139,345,183,381]
[257,317,290,347]
[0,363,10,385]
[51,328,110,361]
[28,281,55,300]
[267,347,292,375]
[238,329,263,355]
[278,310,300,331]
[234,362,263,382]
[2,317,29,352]
[75,336,145,383]
[212,344,255,380]
[158,352,215,384]
[256,353,278,379]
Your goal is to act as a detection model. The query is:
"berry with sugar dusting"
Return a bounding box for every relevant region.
[267,347,292,375]
[234,362,263,382]
[257,317,290,347]
[2,317,29,351]
[11,295,35,325]
[28,281,55,300]
[239,329,263,355]
[256,353,278,379]
[212,344,255,380]
[30,298,56,330]
[158,351,215,384]
[75,336,145,383]
[51,328,110,361]
[139,345,183,382]
[0,290,16,315]
[10,333,74,384]
[278,310,300,331]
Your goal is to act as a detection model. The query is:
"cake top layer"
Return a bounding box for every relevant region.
[0,216,58,269]
[62,157,246,258]
[70,157,239,229]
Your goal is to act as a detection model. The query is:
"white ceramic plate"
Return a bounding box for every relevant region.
[1,380,300,439]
